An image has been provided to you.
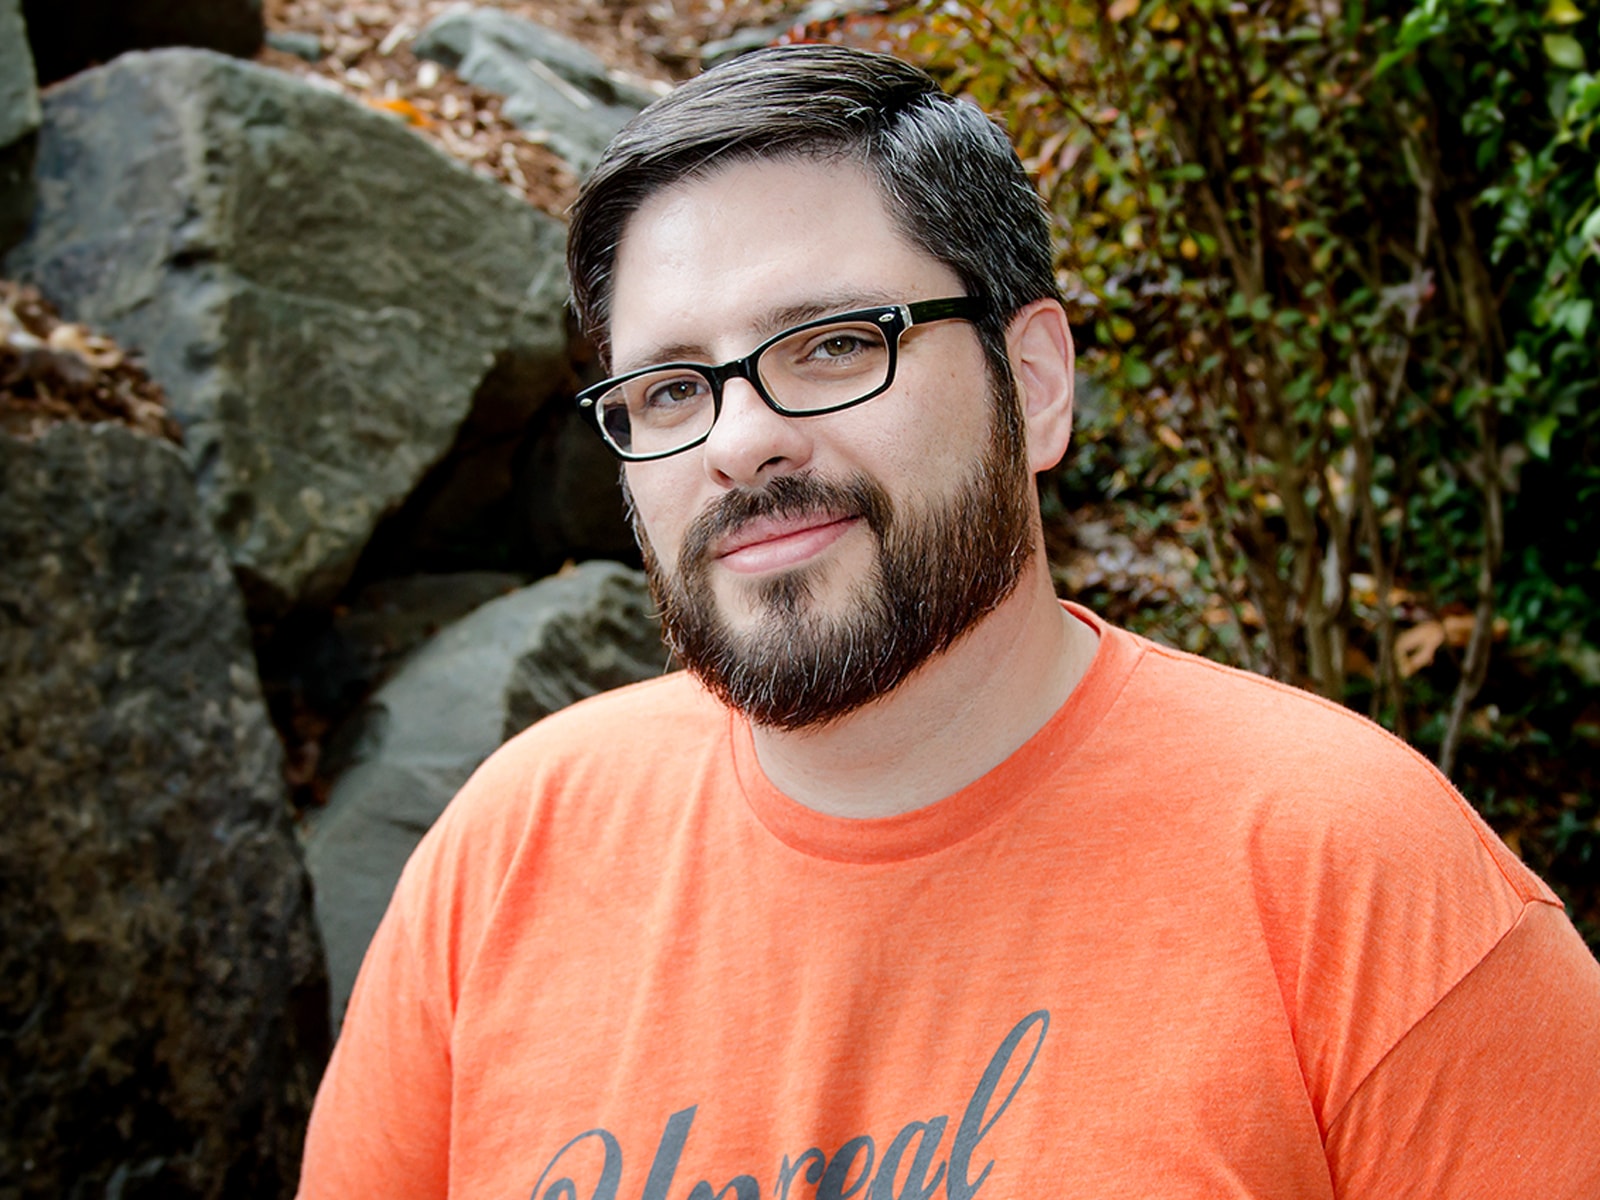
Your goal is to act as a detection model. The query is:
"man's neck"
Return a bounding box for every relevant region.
[746,560,1098,818]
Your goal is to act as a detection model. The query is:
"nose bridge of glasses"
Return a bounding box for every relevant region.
[707,346,781,414]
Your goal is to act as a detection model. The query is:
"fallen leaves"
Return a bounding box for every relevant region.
[258,0,806,216]
[1394,611,1510,678]
[0,282,182,444]
[365,94,432,126]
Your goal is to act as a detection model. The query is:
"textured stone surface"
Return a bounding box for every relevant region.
[4,49,570,610]
[306,560,667,1024]
[0,133,35,259]
[0,0,40,147]
[264,29,324,62]
[361,389,638,580]
[293,570,531,722]
[0,0,40,255]
[516,402,640,566]
[414,7,658,173]
[0,422,327,1200]
[21,0,263,86]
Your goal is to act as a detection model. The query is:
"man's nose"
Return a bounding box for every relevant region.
[700,376,812,488]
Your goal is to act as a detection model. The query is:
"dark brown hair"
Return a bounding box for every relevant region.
[566,45,1059,379]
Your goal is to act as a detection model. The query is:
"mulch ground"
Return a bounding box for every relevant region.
[257,0,827,213]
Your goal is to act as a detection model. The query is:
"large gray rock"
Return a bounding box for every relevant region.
[414,7,660,174]
[0,422,327,1200]
[0,0,40,147]
[306,560,668,1025]
[294,570,532,720]
[367,390,639,579]
[21,0,263,86]
[518,399,642,567]
[4,49,570,611]
[0,0,40,254]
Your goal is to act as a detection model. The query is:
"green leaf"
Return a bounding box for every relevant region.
[1528,415,1560,459]
[1373,46,1411,77]
[1292,104,1320,132]
[1582,206,1600,243]
[1545,33,1587,70]
[1555,297,1594,337]
[1545,0,1584,25]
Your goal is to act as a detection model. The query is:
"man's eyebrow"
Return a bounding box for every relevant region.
[615,292,899,373]
[757,292,895,337]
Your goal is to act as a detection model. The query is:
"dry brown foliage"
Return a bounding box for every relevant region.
[0,282,181,443]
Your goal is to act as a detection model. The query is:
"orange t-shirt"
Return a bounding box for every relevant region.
[299,607,1600,1199]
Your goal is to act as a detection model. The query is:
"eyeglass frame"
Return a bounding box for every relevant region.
[575,295,989,462]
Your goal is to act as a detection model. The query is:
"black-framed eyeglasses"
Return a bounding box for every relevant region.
[576,296,987,462]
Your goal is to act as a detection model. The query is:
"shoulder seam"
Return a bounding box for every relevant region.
[1321,895,1565,1135]
[1134,638,1544,903]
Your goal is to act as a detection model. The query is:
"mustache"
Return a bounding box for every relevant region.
[678,473,892,573]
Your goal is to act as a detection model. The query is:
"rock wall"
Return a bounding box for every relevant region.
[0,423,327,1200]
[5,49,573,612]
[413,8,659,174]
[0,22,660,1196]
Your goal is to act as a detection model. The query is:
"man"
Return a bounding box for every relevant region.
[299,45,1600,1199]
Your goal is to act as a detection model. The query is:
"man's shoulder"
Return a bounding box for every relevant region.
[1094,622,1553,899]
[1115,627,1447,785]
[397,671,732,902]
[1073,607,1426,775]
[1113,630,1548,908]
[461,669,730,809]
[515,668,725,745]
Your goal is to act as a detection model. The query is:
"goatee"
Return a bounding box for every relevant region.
[633,384,1035,730]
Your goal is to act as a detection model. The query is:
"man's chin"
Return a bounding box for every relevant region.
[743,560,833,622]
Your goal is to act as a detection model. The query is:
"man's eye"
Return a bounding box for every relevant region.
[807,332,874,360]
[642,377,708,408]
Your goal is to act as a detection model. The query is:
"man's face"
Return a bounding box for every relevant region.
[610,158,1037,729]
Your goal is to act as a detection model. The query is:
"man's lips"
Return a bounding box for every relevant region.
[712,513,859,574]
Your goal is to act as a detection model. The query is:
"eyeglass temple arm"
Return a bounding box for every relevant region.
[905,296,988,326]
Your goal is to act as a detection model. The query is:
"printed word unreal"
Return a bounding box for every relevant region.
[530,1010,1049,1200]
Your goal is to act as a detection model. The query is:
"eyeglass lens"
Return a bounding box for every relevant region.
[598,317,894,457]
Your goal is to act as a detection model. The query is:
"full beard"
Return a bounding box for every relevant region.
[633,379,1036,731]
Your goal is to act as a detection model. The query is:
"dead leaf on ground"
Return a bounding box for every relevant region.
[1394,612,1508,677]
[260,0,810,216]
[1395,620,1447,677]
[0,281,180,444]
[367,95,432,126]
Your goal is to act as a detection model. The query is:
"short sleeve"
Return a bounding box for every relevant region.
[293,707,584,1199]
[296,886,453,1200]
[1324,900,1600,1198]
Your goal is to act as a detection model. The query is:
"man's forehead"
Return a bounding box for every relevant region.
[605,157,954,369]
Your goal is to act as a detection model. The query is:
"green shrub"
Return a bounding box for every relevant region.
[900,0,1600,941]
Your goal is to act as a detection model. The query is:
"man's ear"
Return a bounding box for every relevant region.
[1005,299,1075,474]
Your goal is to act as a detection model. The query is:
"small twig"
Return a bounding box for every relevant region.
[1438,405,1503,776]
